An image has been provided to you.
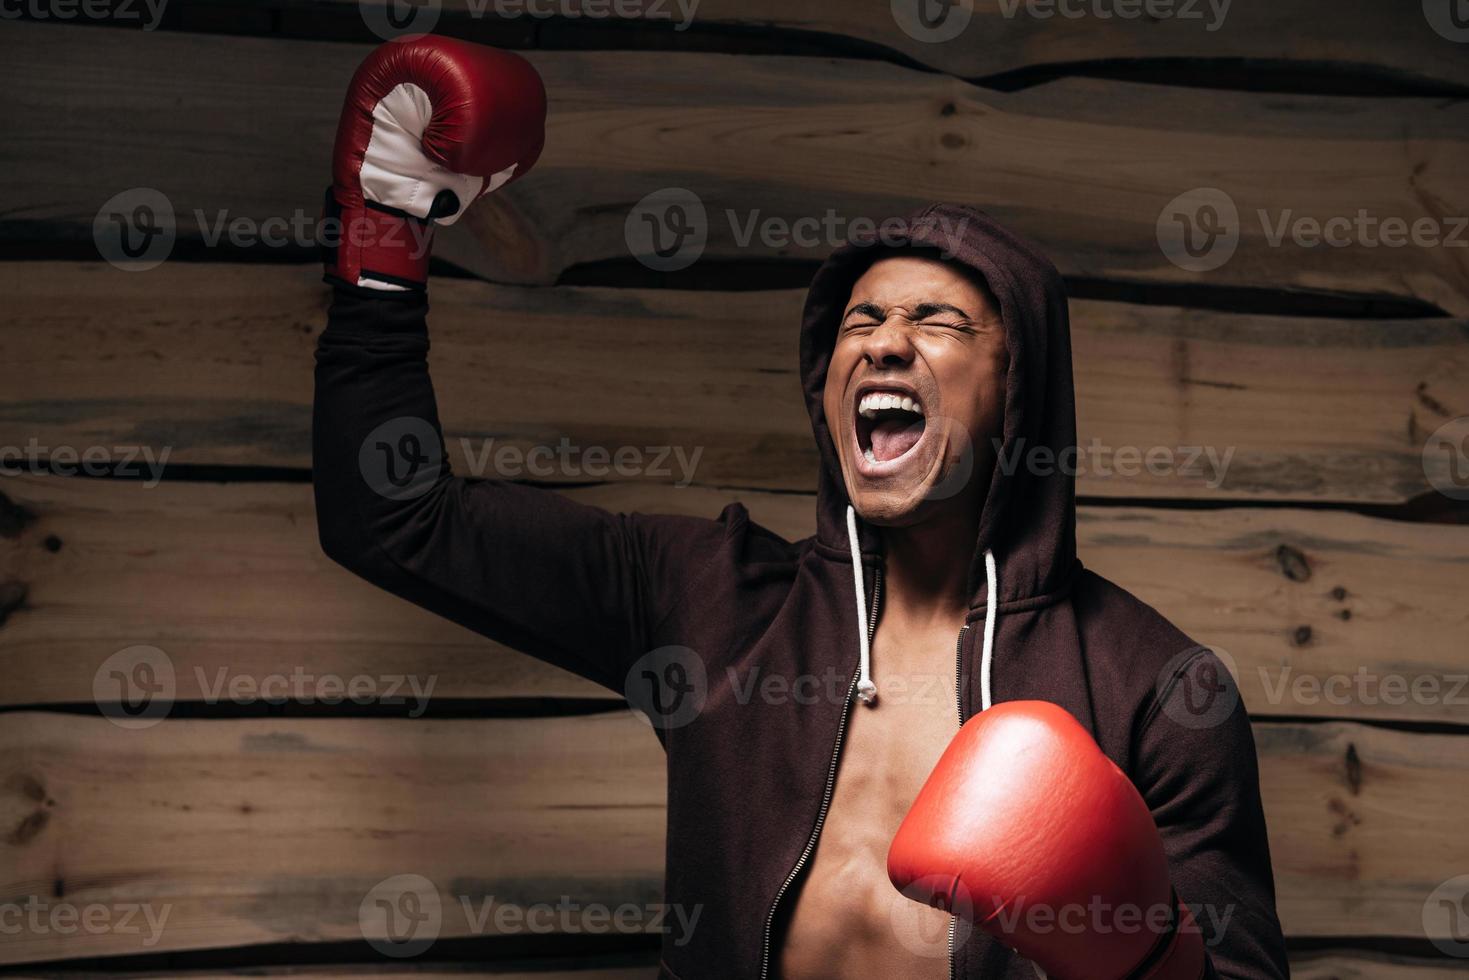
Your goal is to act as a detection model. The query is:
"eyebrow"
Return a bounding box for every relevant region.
[842,301,974,322]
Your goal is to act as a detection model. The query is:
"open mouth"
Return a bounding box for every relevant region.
[854,387,926,467]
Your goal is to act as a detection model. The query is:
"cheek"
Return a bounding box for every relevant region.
[822,347,856,429]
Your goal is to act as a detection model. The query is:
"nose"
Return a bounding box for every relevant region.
[862,318,917,369]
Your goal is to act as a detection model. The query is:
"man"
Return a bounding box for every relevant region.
[314,35,1288,979]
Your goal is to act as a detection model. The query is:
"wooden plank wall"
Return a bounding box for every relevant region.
[2,3,1467,977]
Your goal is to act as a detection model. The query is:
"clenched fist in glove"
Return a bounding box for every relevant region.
[323,35,546,291]
[888,700,1206,980]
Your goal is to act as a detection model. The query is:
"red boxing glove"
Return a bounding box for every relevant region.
[887,701,1205,980]
[323,35,546,291]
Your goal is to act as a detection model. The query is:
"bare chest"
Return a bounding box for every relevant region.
[776,622,966,978]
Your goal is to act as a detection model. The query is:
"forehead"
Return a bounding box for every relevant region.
[846,254,996,312]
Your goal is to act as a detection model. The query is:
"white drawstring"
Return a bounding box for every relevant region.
[848,505,999,712]
[979,547,997,712]
[846,505,878,704]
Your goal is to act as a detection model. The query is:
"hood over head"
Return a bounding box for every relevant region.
[799,203,1078,610]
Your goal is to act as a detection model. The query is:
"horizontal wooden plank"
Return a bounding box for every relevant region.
[0,713,666,965]
[328,0,1469,89]
[1289,952,1469,980]
[4,263,1464,502]
[2,713,1464,963]
[2,473,1466,723]
[7,949,1464,979]
[4,24,1467,309]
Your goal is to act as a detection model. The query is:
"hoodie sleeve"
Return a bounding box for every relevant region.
[312,285,731,694]
[1134,646,1290,980]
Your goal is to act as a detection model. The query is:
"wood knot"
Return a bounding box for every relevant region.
[0,490,36,539]
[1291,625,1312,647]
[7,810,50,846]
[1345,743,1362,795]
[0,581,29,628]
[1274,544,1311,582]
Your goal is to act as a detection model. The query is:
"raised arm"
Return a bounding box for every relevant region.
[313,36,729,694]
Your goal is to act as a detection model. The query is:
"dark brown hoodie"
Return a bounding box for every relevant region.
[314,204,1289,979]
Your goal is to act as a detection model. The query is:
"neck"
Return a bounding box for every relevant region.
[878,505,980,630]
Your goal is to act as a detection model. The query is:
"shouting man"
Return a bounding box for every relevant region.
[314,36,1288,980]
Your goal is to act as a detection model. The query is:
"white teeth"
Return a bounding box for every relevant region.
[864,447,878,464]
[857,390,925,419]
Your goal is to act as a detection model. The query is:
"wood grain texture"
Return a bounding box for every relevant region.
[2,712,1465,963]
[2,474,1466,723]
[1289,951,1469,979]
[4,24,1467,308]
[331,0,1469,89]
[4,263,1464,502]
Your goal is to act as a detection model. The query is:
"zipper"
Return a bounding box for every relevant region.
[758,565,882,980]
[948,623,970,980]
